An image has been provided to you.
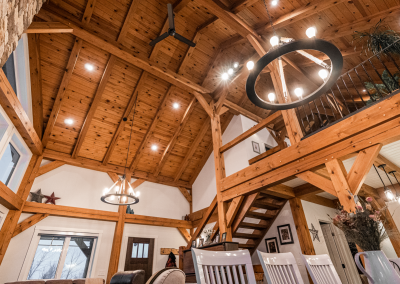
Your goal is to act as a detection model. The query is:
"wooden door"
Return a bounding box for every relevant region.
[124,237,155,281]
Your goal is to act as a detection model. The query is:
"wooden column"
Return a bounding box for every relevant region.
[106,173,130,283]
[289,198,315,284]
[210,105,231,241]
[0,155,43,264]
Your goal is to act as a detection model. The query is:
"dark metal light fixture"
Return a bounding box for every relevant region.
[374,164,400,203]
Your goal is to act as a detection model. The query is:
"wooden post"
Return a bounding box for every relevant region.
[0,155,43,264]
[210,104,231,241]
[289,198,315,284]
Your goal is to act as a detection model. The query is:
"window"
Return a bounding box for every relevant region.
[131,242,149,259]
[0,143,20,186]
[27,235,97,280]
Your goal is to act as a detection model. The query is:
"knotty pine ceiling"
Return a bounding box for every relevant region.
[36,0,400,185]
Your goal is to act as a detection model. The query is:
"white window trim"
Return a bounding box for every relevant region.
[19,226,103,281]
[0,105,32,190]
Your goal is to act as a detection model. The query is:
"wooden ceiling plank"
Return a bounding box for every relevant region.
[347,144,382,195]
[25,22,73,33]
[102,72,147,165]
[37,161,65,177]
[27,34,43,139]
[72,55,117,158]
[174,116,211,182]
[296,171,336,196]
[185,196,218,249]
[44,149,191,188]
[0,71,43,155]
[153,97,197,177]
[12,214,49,238]
[37,8,211,95]
[117,0,140,42]
[177,32,202,74]
[231,0,260,14]
[129,86,173,172]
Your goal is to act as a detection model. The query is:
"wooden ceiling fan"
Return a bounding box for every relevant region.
[149,3,196,47]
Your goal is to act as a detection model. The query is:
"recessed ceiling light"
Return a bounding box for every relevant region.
[85,63,94,71]
[246,61,254,70]
[306,27,316,38]
[221,73,229,80]
[233,62,239,68]
[173,102,179,109]
[151,145,158,151]
[271,0,278,5]
[64,118,73,125]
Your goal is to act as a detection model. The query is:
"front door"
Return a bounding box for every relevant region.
[124,237,155,282]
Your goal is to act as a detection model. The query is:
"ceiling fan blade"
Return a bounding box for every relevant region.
[174,33,196,47]
[149,32,170,46]
[167,3,175,30]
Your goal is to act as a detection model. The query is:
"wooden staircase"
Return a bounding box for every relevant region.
[230,192,286,252]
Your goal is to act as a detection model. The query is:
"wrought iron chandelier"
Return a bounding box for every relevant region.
[245,0,343,110]
[101,96,140,206]
[373,164,400,203]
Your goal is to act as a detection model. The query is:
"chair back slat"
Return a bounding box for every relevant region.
[389,258,400,277]
[257,251,304,284]
[191,248,257,284]
[302,254,342,284]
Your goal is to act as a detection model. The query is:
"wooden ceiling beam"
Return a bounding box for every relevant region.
[153,97,197,177]
[0,182,23,210]
[12,214,49,238]
[223,100,262,122]
[43,149,192,188]
[25,22,73,33]
[0,71,43,155]
[174,116,211,182]
[27,34,43,139]
[129,86,173,171]
[296,171,336,196]
[37,161,65,177]
[37,8,211,95]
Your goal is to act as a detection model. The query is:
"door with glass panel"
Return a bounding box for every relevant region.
[27,235,97,280]
[125,237,154,281]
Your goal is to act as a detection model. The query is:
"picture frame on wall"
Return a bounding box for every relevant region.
[198,238,204,247]
[265,237,280,253]
[192,240,196,248]
[252,141,260,154]
[221,232,227,242]
[277,224,294,245]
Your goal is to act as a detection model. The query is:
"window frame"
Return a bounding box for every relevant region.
[19,226,103,280]
[0,105,32,191]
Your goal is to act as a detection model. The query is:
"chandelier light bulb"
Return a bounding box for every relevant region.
[221,72,229,80]
[270,36,279,46]
[385,188,394,200]
[268,93,276,102]
[64,118,73,125]
[246,61,254,70]
[318,69,329,80]
[85,63,94,71]
[306,27,316,38]
[294,87,304,98]
[151,145,158,151]
[233,62,239,68]
[271,0,278,6]
[228,68,234,75]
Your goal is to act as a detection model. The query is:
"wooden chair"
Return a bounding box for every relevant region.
[191,248,257,284]
[301,254,342,284]
[257,251,304,284]
[390,258,400,277]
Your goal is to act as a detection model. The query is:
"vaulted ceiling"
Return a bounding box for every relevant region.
[33,0,400,187]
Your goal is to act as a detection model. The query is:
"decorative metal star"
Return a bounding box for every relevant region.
[44,192,60,205]
[309,223,320,242]
[30,189,45,203]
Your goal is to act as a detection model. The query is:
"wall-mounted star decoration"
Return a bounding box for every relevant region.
[30,189,45,203]
[44,192,60,205]
[309,223,320,242]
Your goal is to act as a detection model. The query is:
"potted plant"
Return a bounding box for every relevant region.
[332,197,400,283]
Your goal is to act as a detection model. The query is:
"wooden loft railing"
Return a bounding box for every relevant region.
[295,39,400,137]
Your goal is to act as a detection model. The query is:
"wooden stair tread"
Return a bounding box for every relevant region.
[233,232,263,239]
[245,211,275,220]
[239,222,269,229]
[253,200,281,210]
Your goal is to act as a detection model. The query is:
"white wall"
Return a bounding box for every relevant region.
[251,201,310,284]
[0,164,189,284]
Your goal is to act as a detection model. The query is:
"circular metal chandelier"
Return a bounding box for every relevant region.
[246,38,344,110]
[101,96,140,206]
